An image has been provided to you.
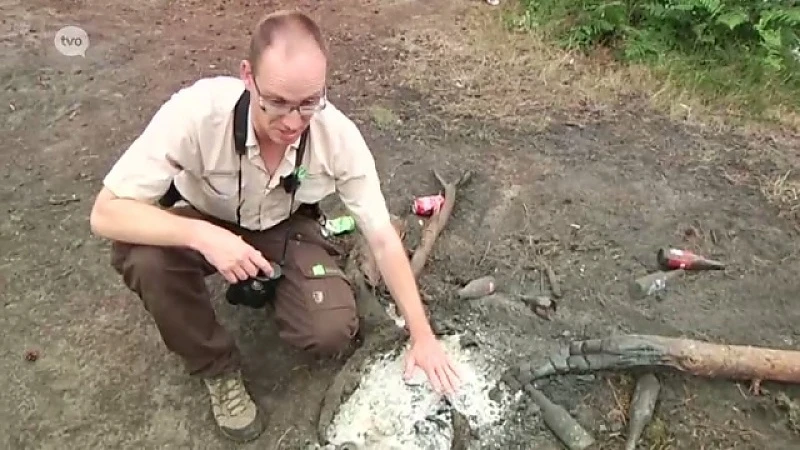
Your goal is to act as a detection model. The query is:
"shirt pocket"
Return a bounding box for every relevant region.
[201,170,239,197]
[295,173,334,204]
[196,171,239,220]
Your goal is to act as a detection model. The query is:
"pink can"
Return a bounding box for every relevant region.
[413,194,445,216]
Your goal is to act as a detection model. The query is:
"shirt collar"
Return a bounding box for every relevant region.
[244,106,304,159]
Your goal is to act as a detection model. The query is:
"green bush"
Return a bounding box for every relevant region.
[516,0,800,113]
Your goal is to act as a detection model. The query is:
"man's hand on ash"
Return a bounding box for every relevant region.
[190,221,274,283]
[403,333,463,396]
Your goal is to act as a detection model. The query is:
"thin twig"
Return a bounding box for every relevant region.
[543,261,562,298]
[476,241,491,266]
[274,426,293,450]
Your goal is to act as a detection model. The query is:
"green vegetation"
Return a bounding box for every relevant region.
[513,0,800,118]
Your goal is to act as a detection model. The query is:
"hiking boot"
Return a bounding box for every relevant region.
[203,370,265,442]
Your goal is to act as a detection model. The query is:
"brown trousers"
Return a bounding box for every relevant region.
[110,204,359,378]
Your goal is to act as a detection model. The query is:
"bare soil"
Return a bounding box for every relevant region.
[2,0,800,449]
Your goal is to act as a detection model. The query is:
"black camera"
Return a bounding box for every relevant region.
[225,262,283,309]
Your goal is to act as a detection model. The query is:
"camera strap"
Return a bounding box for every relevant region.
[233,88,311,266]
[277,129,309,266]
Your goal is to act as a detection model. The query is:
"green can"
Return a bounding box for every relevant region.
[323,215,356,237]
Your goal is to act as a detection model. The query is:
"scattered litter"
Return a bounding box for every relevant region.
[657,247,725,271]
[625,373,661,450]
[412,194,445,216]
[543,262,562,298]
[322,215,357,237]
[457,275,496,299]
[519,294,557,320]
[629,269,684,300]
[528,387,595,450]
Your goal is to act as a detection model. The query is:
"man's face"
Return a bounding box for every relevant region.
[242,43,327,146]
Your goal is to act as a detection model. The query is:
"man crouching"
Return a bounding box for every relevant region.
[89,9,461,443]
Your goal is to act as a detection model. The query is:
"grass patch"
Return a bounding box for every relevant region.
[759,169,800,220]
[509,0,800,126]
[387,3,798,131]
[368,105,401,130]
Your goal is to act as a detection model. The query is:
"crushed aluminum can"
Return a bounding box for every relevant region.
[412,194,445,216]
[321,215,356,237]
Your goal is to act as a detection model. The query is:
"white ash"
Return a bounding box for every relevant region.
[324,333,514,449]
[386,302,406,328]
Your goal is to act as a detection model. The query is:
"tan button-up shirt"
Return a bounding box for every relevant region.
[102,76,391,235]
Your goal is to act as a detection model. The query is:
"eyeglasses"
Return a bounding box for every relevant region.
[252,76,327,117]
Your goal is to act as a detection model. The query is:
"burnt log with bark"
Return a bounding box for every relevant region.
[532,334,800,387]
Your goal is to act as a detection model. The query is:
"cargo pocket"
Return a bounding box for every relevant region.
[277,240,359,354]
[289,240,355,312]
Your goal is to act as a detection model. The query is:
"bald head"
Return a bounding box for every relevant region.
[248,10,328,71]
[241,10,329,148]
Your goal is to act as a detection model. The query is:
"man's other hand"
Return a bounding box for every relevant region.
[403,333,463,396]
[190,221,274,283]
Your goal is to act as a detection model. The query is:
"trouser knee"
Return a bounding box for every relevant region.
[110,242,237,376]
[281,308,358,357]
[112,244,172,294]
[112,242,212,295]
[306,311,359,356]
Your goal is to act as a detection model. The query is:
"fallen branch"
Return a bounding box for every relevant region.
[357,214,407,289]
[343,248,395,337]
[342,214,409,336]
[531,334,800,387]
[410,169,472,278]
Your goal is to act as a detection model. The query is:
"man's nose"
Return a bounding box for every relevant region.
[282,110,304,129]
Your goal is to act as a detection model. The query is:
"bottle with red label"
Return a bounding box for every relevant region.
[656,248,725,271]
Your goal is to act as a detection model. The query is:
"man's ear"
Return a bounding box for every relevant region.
[239,60,253,89]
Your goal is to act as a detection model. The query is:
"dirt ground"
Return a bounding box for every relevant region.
[2,0,800,449]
